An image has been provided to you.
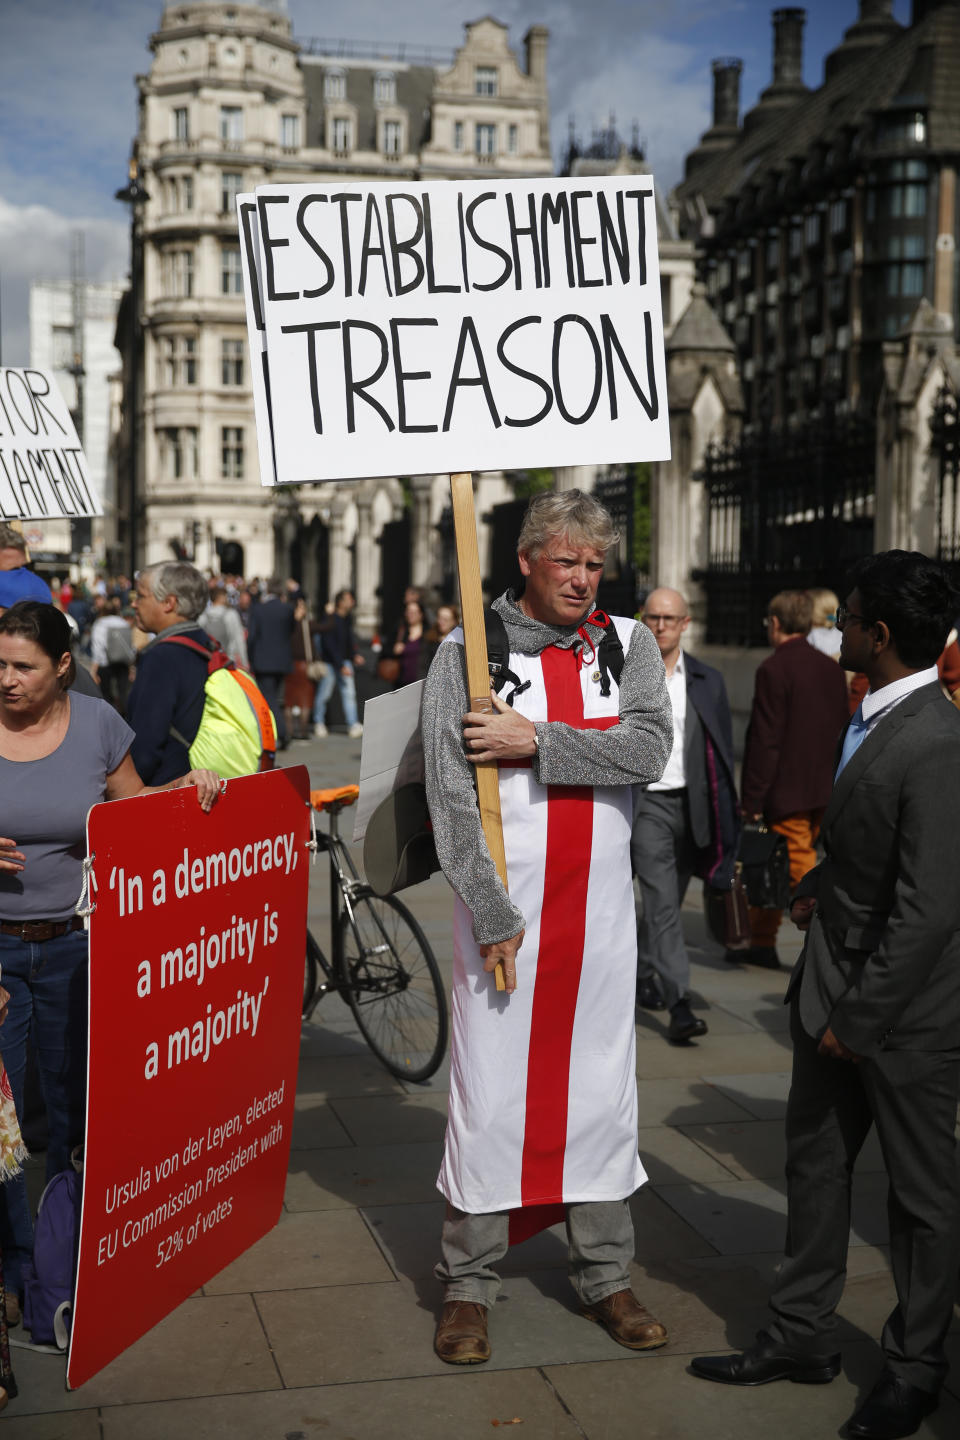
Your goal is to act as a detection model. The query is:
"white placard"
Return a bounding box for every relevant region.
[0,367,102,520]
[236,194,276,487]
[353,680,426,843]
[250,176,671,484]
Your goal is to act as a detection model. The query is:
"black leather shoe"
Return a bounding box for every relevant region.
[668,999,708,1043]
[637,976,665,1010]
[746,946,782,970]
[690,1331,841,1387]
[846,1369,937,1439]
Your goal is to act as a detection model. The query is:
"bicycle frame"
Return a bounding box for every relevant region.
[307,802,382,1006]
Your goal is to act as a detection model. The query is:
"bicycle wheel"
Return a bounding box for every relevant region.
[304,928,323,1016]
[340,888,447,1081]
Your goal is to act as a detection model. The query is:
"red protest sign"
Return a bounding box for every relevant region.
[68,766,310,1389]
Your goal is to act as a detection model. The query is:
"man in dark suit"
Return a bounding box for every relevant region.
[691,551,960,1440]
[739,588,849,967]
[246,575,294,749]
[632,588,740,1041]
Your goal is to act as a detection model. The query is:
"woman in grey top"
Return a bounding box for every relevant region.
[0,601,219,1314]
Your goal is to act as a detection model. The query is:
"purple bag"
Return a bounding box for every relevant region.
[22,1167,81,1349]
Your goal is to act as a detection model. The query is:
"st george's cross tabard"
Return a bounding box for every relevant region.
[437,614,647,1236]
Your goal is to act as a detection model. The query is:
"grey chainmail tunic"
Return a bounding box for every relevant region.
[421,590,672,945]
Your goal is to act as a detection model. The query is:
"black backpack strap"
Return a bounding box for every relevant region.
[587,611,625,697]
[483,608,530,708]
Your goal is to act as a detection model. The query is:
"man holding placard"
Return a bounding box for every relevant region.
[422,490,672,1364]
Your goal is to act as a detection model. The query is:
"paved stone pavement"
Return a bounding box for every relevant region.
[7,730,960,1437]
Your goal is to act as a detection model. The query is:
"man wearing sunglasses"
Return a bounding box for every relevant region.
[691,551,960,1440]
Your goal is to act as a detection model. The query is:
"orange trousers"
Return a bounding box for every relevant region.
[748,809,824,950]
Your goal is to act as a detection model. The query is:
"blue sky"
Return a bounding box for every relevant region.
[0,0,913,363]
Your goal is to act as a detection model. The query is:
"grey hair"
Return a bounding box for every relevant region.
[140,561,208,621]
[517,489,619,559]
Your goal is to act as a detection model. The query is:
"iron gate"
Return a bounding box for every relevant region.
[698,407,876,645]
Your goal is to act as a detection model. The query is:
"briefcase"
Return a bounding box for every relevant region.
[738,823,791,909]
[703,864,751,950]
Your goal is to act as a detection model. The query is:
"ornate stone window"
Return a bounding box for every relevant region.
[475,66,497,96]
[475,123,496,159]
[221,427,244,480]
[221,245,243,295]
[219,106,243,143]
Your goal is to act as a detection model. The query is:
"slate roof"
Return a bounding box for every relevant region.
[300,57,437,152]
[673,1,960,223]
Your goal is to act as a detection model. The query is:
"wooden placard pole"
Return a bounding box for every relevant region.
[450,471,507,992]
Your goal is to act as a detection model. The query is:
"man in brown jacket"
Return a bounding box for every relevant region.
[739,589,849,967]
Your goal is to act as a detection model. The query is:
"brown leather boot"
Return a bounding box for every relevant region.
[580,1289,668,1350]
[434,1300,491,1364]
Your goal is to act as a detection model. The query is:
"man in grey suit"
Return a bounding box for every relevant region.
[691,551,960,1440]
[632,587,740,1041]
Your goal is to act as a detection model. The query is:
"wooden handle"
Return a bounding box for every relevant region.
[451,472,507,992]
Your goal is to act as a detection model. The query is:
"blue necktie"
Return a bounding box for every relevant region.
[836,703,869,777]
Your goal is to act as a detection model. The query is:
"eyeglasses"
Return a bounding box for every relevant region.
[643,614,686,626]
[836,603,870,630]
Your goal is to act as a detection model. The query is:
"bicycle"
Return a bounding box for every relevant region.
[303,785,448,1083]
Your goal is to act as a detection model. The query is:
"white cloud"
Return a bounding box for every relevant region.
[0,197,128,366]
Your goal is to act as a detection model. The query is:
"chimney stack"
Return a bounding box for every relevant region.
[772,7,806,87]
[524,25,548,87]
[683,57,743,177]
[824,1,900,82]
[743,7,809,134]
[712,58,742,129]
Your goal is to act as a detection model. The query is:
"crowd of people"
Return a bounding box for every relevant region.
[2,504,960,1435]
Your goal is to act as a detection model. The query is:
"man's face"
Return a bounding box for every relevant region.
[0,545,26,572]
[518,533,604,627]
[837,587,874,670]
[133,577,169,635]
[642,588,690,660]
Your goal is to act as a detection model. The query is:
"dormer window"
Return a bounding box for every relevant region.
[475,66,497,97]
[374,71,396,106]
[325,68,346,102]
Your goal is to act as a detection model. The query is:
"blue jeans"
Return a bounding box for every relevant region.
[0,928,88,1294]
[313,662,358,729]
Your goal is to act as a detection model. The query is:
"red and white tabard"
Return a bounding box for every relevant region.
[438,615,646,1218]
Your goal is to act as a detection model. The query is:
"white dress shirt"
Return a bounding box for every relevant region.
[859,665,940,739]
[648,650,687,791]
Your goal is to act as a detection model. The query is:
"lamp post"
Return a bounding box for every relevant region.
[115,159,150,576]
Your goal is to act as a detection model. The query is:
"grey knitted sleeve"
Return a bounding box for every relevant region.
[421,641,526,947]
[533,622,672,786]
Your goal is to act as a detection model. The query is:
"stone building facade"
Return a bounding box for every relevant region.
[649,0,960,669]
[671,1,960,426]
[123,1,551,624]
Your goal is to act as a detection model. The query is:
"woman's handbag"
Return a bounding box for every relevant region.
[703,864,752,950]
[738,822,791,909]
[377,656,401,685]
[302,619,327,682]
